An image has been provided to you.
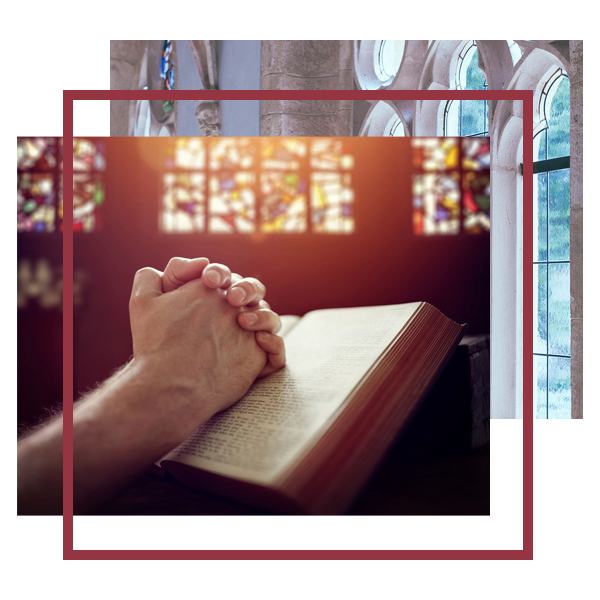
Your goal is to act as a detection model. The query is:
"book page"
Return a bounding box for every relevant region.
[162,303,422,486]
[278,315,301,338]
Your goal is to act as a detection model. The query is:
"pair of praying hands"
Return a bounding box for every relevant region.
[129,257,285,419]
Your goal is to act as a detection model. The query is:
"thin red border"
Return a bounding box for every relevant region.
[63,88,533,560]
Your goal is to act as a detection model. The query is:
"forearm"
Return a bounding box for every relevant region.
[72,357,215,513]
[17,362,131,515]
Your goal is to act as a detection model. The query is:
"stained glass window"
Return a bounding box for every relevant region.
[17,138,58,232]
[161,137,355,234]
[71,139,106,232]
[412,138,459,171]
[210,138,255,170]
[260,139,308,232]
[412,137,490,235]
[310,139,355,233]
[162,173,206,232]
[260,171,307,232]
[209,172,256,233]
[444,41,489,137]
[162,139,206,232]
[17,138,105,233]
[413,173,460,234]
[160,40,175,91]
[533,71,571,419]
[376,40,405,85]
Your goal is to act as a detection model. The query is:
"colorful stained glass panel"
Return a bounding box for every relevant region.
[310,139,354,170]
[463,171,490,233]
[412,173,460,234]
[261,138,307,170]
[261,172,307,232]
[17,138,57,171]
[73,139,106,172]
[412,138,459,171]
[162,172,206,232]
[72,173,105,232]
[17,172,55,232]
[166,138,206,170]
[311,172,354,233]
[161,40,175,91]
[462,138,490,170]
[209,138,255,170]
[208,172,256,233]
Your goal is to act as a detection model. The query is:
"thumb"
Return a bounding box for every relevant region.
[162,257,210,293]
[130,267,163,305]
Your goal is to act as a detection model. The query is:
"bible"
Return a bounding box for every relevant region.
[156,302,465,514]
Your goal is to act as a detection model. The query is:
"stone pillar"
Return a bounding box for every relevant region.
[260,41,353,136]
[110,41,147,135]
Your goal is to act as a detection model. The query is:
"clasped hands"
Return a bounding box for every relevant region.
[129,257,285,420]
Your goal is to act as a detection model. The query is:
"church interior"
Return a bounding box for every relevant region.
[15,38,582,515]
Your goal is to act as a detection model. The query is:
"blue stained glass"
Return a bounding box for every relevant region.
[548,357,571,419]
[548,263,570,356]
[534,173,547,262]
[548,169,570,261]
[534,264,547,354]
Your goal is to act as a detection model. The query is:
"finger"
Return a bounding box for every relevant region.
[226,277,267,307]
[202,263,232,289]
[162,257,210,293]
[130,267,163,305]
[238,308,282,334]
[255,331,286,377]
[231,273,243,285]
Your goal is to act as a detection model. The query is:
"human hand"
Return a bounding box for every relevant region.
[161,257,285,378]
[129,268,267,422]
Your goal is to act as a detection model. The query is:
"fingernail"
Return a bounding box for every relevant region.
[244,312,258,325]
[230,287,246,303]
[258,331,271,341]
[204,270,221,285]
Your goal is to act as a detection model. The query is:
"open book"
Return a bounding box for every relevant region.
[157,302,465,514]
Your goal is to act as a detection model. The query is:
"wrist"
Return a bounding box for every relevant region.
[99,356,216,447]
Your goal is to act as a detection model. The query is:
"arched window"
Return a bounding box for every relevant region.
[354,40,405,90]
[444,41,489,137]
[359,101,406,137]
[17,138,106,233]
[533,70,571,418]
[161,138,355,234]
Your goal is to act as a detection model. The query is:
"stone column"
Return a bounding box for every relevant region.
[109,41,147,135]
[260,41,353,136]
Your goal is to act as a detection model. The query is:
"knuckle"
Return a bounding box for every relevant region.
[166,256,185,268]
[135,266,152,277]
